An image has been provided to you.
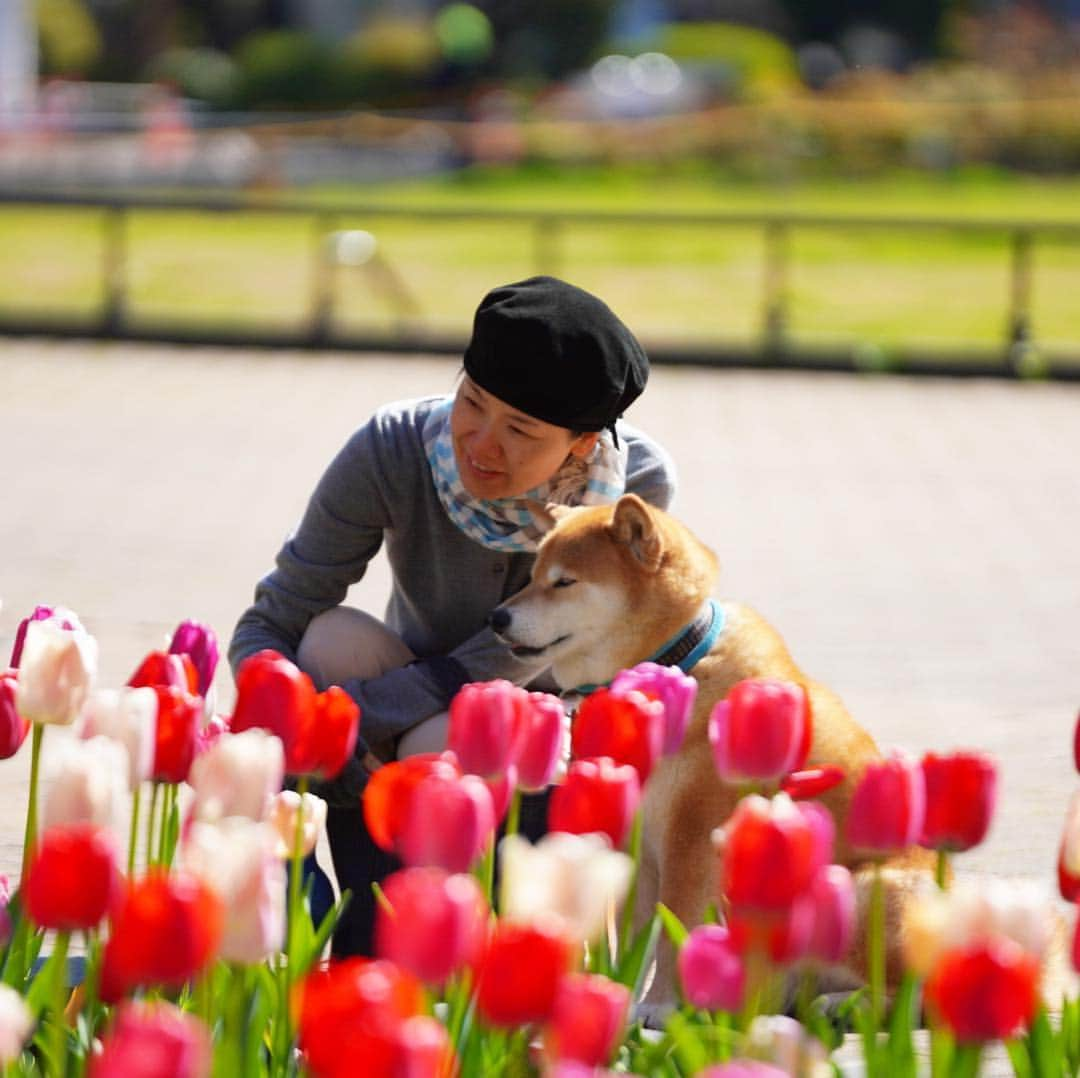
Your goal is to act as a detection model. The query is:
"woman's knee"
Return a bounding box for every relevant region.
[297,607,415,689]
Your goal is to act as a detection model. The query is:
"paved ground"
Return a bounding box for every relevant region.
[2,338,1078,908]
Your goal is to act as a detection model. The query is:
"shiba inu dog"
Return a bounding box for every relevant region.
[490,493,934,1018]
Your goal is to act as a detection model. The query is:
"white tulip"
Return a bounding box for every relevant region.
[79,687,157,787]
[188,728,284,824]
[268,789,328,860]
[15,619,97,726]
[0,983,33,1066]
[41,734,129,835]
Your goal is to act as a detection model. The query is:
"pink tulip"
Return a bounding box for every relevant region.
[512,692,566,791]
[375,867,489,985]
[79,688,157,787]
[610,661,698,754]
[449,679,528,778]
[188,728,284,824]
[697,1064,789,1078]
[545,973,630,1067]
[798,799,836,877]
[0,671,29,760]
[677,924,746,1011]
[806,865,856,965]
[0,877,11,950]
[168,620,219,698]
[708,678,811,785]
[846,750,926,857]
[398,770,496,873]
[0,983,33,1067]
[9,604,83,668]
[90,1000,211,1078]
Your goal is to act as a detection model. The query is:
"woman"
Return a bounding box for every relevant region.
[228,275,677,955]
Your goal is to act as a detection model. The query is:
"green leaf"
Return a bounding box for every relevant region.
[655,903,690,950]
[616,912,662,999]
[1006,1037,1034,1078]
[883,972,920,1077]
[931,1026,956,1078]
[665,1007,709,1076]
[1026,1007,1062,1078]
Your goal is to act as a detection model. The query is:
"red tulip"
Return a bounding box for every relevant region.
[845,750,926,857]
[728,896,815,964]
[1074,708,1080,774]
[545,973,630,1067]
[398,771,496,873]
[920,751,997,852]
[475,920,574,1028]
[1058,789,1080,901]
[806,865,856,965]
[375,867,489,985]
[100,870,223,1002]
[1072,908,1080,974]
[90,1001,211,1078]
[610,662,698,755]
[571,688,665,785]
[708,679,811,785]
[548,757,642,849]
[677,924,746,1011]
[363,753,461,854]
[924,939,1040,1043]
[449,679,528,779]
[128,650,198,695]
[720,794,818,912]
[167,620,219,698]
[780,765,845,801]
[513,692,566,791]
[151,685,202,784]
[24,825,121,932]
[289,685,360,780]
[0,671,29,760]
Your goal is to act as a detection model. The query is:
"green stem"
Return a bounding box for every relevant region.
[949,1042,983,1078]
[279,775,310,1073]
[20,724,45,883]
[127,784,142,876]
[504,787,522,840]
[50,930,71,1077]
[739,932,769,1033]
[870,860,885,1029]
[618,809,644,961]
[935,849,949,890]
[145,782,160,869]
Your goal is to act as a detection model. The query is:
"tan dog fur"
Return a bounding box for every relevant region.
[492,493,933,1016]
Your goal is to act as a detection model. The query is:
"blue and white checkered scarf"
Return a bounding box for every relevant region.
[423,397,627,552]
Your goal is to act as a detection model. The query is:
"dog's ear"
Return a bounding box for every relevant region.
[610,494,664,572]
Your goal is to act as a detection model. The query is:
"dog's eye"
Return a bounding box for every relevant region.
[552,577,576,589]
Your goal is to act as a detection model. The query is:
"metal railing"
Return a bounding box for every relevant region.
[2,190,1080,379]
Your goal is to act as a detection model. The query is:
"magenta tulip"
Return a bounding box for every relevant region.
[678,924,746,1011]
[168,620,219,698]
[846,750,926,857]
[449,679,528,779]
[9,604,83,668]
[708,678,811,785]
[90,1000,211,1078]
[397,770,496,873]
[0,671,29,760]
[806,865,856,965]
[548,756,642,849]
[610,661,698,754]
[920,750,997,852]
[512,691,566,791]
[546,973,630,1067]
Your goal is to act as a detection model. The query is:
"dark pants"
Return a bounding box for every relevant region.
[320,787,552,959]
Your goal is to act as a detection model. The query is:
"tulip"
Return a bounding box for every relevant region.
[0,983,33,1067]
[15,618,97,726]
[230,649,317,762]
[513,691,567,791]
[9,604,83,668]
[799,799,836,877]
[268,789,328,860]
[0,876,11,949]
[1059,789,1080,901]
[708,678,810,786]
[746,1014,830,1075]
[548,756,642,849]
[289,685,361,780]
[128,651,198,695]
[545,973,630,1067]
[806,864,856,965]
[780,765,845,801]
[90,1000,211,1078]
[728,895,815,965]
[484,766,517,824]
[677,924,746,1011]
[845,750,926,857]
[168,619,220,698]
[24,824,121,931]
[41,734,129,834]
[920,750,997,852]
[499,832,633,945]
[696,1065,788,1078]
[100,869,223,1001]
[188,728,284,823]
[363,753,461,854]
[0,670,29,759]
[375,866,489,985]
[397,770,496,873]
[151,685,203,784]
[610,661,698,755]
[296,958,425,1078]
[194,712,229,757]
[720,793,817,912]
[571,688,665,785]
[449,679,529,778]
[924,938,1040,1043]
[475,919,574,1028]
[1074,708,1080,775]
[79,687,157,787]
[182,819,285,964]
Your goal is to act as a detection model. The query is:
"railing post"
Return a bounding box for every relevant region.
[102,207,127,334]
[310,212,337,345]
[534,216,561,278]
[1006,227,1034,372]
[762,220,788,362]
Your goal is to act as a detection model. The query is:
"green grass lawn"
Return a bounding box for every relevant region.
[2,165,1079,365]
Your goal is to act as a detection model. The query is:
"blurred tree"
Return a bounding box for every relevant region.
[38,0,101,75]
[777,0,951,60]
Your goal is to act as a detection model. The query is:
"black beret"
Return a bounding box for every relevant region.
[463,276,649,434]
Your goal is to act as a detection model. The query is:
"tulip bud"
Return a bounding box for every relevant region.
[548,756,641,850]
[475,920,574,1028]
[513,692,567,791]
[728,895,815,964]
[0,877,11,950]
[398,771,496,873]
[806,865,856,965]
[90,1000,211,1078]
[449,679,528,778]
[1059,789,1080,901]
[0,983,33,1068]
[708,678,810,786]
[189,728,284,823]
[292,685,360,780]
[15,619,97,726]
[845,750,925,857]
[9,604,83,668]
[128,651,198,695]
[920,750,997,852]
[571,688,665,785]
[0,671,29,760]
[230,650,316,766]
[42,734,129,834]
[79,687,157,787]
[24,824,121,932]
[545,973,630,1067]
[610,662,698,755]
[167,620,220,698]
[268,789,327,860]
[150,685,203,785]
[677,924,745,1011]
[363,753,461,854]
[375,866,489,985]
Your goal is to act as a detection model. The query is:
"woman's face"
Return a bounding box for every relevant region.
[449,377,599,500]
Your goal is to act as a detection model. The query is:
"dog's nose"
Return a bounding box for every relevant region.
[489,606,511,633]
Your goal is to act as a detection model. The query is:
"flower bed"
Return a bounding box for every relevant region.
[1,603,1078,1076]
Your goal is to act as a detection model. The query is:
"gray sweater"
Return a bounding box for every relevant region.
[229,395,677,748]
